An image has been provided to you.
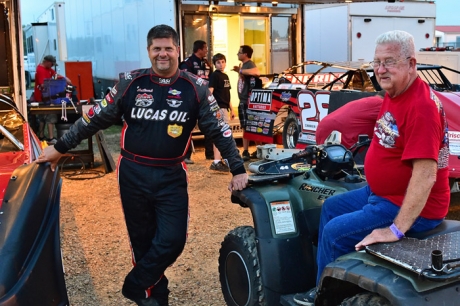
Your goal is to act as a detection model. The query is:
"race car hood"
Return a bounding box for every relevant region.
[435,91,460,132]
[435,91,460,178]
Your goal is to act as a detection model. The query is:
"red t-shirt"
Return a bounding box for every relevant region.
[365,77,450,219]
[316,95,383,148]
[34,64,56,102]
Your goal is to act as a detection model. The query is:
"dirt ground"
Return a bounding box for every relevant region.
[59,129,254,306]
[59,127,460,306]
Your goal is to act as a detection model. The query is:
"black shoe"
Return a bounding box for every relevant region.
[242,150,250,161]
[122,287,164,306]
[210,161,230,173]
[205,155,214,160]
[293,287,317,306]
[133,297,161,306]
[250,151,258,159]
[122,273,169,306]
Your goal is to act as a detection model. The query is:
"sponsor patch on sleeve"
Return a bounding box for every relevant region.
[87,107,95,118]
[223,129,232,138]
[105,93,114,104]
[209,102,220,112]
[101,99,108,108]
[82,112,91,124]
[94,104,101,114]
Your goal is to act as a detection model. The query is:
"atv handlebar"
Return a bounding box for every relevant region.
[292,145,319,160]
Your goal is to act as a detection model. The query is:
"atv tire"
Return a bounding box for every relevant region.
[282,112,299,149]
[341,292,391,306]
[219,226,265,306]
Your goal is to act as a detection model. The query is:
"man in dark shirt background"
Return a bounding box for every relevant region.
[179,40,213,163]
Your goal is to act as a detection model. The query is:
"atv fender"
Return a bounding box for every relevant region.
[0,163,68,306]
[231,188,317,299]
[317,251,460,306]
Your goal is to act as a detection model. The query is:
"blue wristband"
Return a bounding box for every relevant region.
[390,223,405,240]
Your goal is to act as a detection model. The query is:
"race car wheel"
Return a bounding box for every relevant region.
[219,226,264,306]
[341,292,391,306]
[283,112,299,149]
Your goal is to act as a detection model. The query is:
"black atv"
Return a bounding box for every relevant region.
[218,137,460,306]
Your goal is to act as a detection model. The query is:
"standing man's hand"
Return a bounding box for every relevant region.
[232,65,240,73]
[36,145,63,172]
[228,173,248,191]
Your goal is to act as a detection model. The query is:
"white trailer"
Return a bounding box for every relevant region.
[305,2,436,63]
[416,51,460,85]
[24,2,68,77]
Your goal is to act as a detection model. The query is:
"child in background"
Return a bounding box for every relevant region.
[208,53,234,172]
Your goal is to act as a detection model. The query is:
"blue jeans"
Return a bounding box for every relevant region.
[316,185,443,284]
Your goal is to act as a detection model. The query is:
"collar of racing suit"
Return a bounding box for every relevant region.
[150,69,180,85]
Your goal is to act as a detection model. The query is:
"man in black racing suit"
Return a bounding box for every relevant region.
[37,24,248,306]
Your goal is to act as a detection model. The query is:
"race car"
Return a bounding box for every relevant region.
[0,94,69,306]
[243,60,460,183]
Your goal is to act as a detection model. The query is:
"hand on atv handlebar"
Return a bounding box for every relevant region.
[228,173,249,192]
[355,227,399,251]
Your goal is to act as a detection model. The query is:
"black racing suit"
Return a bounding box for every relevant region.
[54,68,245,304]
[179,53,214,159]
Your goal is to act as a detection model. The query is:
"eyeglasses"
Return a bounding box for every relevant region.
[237,52,245,55]
[369,57,411,69]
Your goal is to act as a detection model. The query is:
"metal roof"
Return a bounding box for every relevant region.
[230,0,433,4]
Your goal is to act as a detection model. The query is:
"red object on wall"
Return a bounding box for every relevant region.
[64,61,94,101]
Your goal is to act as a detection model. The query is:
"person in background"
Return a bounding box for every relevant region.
[37,25,248,306]
[232,45,260,161]
[208,53,234,172]
[315,90,385,149]
[34,55,71,144]
[179,40,213,164]
[293,30,450,306]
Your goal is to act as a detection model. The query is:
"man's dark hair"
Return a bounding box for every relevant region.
[147,24,179,47]
[212,53,226,65]
[240,45,253,58]
[193,40,207,53]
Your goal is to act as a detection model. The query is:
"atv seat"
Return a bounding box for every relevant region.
[406,219,460,240]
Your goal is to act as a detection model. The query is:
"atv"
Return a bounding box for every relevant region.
[218,135,460,306]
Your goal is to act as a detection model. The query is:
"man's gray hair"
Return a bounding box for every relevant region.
[375,30,415,58]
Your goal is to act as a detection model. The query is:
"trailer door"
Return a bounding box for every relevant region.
[351,16,435,62]
[241,17,270,75]
[271,16,293,74]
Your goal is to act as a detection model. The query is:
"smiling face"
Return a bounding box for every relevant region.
[147,37,180,77]
[373,42,416,98]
